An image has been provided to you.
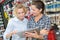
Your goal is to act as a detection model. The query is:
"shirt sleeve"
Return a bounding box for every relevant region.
[3,19,14,40]
[27,16,33,29]
[43,17,51,40]
[44,17,51,31]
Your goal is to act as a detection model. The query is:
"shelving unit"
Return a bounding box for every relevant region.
[46,13,60,25]
[42,0,60,26]
[42,0,60,40]
[0,4,5,40]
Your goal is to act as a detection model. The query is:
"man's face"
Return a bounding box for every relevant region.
[30,5,42,17]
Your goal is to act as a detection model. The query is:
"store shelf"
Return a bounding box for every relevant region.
[0,35,3,38]
[0,15,2,17]
[0,30,5,32]
[46,13,60,17]
[0,12,1,15]
[0,24,4,27]
[58,26,60,29]
[4,0,14,5]
[0,22,3,24]
[56,30,60,40]
[0,18,2,21]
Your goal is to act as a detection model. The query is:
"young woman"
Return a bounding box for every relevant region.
[25,0,51,40]
[3,4,28,40]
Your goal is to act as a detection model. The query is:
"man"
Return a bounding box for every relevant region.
[25,0,51,40]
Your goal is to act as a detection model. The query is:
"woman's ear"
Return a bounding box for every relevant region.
[39,9,42,13]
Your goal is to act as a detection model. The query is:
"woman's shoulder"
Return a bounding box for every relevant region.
[44,15,50,20]
[24,18,28,22]
[8,17,16,22]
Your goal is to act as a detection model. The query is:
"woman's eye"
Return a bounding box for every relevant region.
[32,9,35,11]
[18,13,21,14]
[18,12,24,14]
[22,12,24,13]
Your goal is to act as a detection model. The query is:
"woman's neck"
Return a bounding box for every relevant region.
[20,18,24,21]
[17,17,24,21]
[34,13,43,22]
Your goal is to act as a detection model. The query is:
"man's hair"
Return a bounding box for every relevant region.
[32,0,45,14]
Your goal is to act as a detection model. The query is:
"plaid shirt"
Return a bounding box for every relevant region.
[27,14,51,40]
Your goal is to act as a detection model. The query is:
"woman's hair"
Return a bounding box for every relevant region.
[13,4,27,16]
[32,0,45,14]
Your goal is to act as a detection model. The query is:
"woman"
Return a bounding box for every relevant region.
[25,0,51,40]
[3,4,28,40]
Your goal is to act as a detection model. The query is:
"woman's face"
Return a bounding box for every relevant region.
[31,5,42,17]
[17,8,25,20]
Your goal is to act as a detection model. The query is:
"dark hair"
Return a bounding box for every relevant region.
[32,0,45,14]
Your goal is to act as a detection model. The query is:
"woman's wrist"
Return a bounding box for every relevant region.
[10,32,13,35]
[6,32,13,38]
[37,35,44,40]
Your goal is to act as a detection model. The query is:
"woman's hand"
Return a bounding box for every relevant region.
[24,31,43,39]
[6,32,13,38]
[40,29,49,35]
[6,30,17,38]
[12,30,17,34]
[24,29,49,39]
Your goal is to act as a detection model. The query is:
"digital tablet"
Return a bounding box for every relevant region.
[16,27,40,38]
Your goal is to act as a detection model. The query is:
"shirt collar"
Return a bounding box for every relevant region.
[32,14,45,21]
[14,17,25,22]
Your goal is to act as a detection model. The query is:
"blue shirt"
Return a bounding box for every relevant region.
[27,14,51,40]
[3,17,28,40]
